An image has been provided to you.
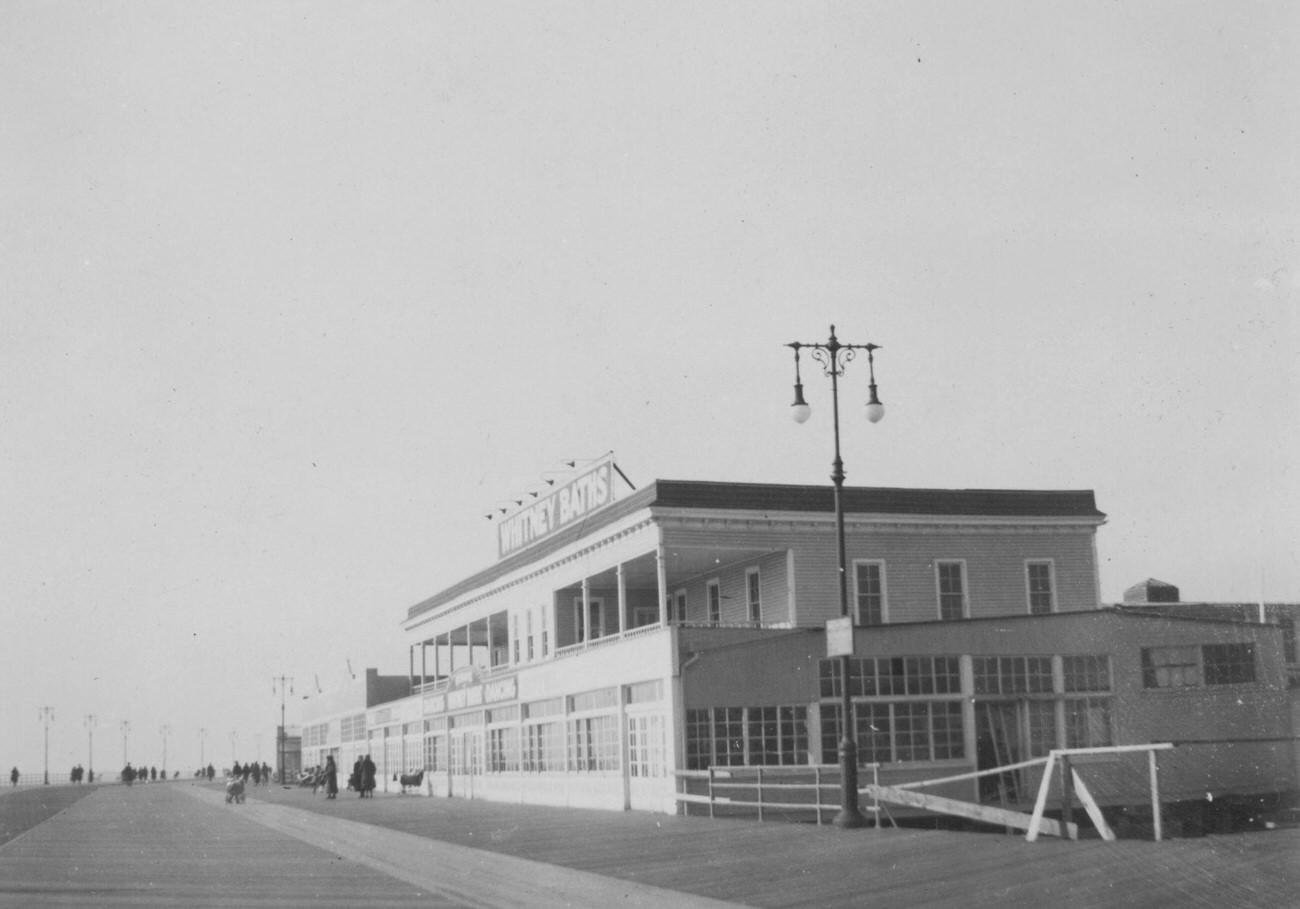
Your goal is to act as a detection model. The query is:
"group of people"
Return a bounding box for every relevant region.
[230,761,274,786]
[119,763,175,784]
[301,754,375,799]
[69,765,91,783]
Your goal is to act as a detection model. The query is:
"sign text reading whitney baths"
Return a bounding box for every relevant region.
[497,458,616,559]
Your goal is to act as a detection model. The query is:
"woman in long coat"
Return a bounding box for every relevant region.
[323,756,339,799]
[360,754,376,797]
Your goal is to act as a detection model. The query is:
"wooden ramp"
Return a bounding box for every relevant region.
[866,783,1078,839]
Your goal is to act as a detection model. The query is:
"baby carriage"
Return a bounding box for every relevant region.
[225,777,246,804]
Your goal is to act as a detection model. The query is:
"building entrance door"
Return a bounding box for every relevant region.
[449,730,482,799]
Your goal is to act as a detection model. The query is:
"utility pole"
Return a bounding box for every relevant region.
[272,676,294,784]
[159,724,170,779]
[38,707,54,785]
[120,720,131,766]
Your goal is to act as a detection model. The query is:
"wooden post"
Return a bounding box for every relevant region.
[1060,755,1075,840]
[1149,749,1163,842]
[815,766,823,825]
[708,767,716,819]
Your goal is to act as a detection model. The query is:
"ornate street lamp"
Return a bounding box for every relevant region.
[785,325,885,828]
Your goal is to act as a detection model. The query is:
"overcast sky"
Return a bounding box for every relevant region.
[2,2,1296,778]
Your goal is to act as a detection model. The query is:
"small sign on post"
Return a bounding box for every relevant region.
[826,616,854,657]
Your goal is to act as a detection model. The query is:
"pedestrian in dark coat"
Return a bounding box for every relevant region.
[9,767,17,786]
[324,756,339,799]
[361,754,376,798]
[350,758,362,795]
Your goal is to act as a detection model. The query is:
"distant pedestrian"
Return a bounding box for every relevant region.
[9,767,17,786]
[262,762,271,785]
[251,763,261,786]
[206,764,215,782]
[350,758,361,794]
[324,756,338,799]
[150,766,157,782]
[361,754,376,798]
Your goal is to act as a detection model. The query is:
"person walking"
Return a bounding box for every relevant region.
[361,754,376,798]
[324,756,339,799]
[9,767,17,787]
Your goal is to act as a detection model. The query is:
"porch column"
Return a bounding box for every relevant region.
[582,578,591,642]
[656,541,668,625]
[616,562,627,635]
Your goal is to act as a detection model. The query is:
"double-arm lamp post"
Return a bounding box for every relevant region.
[785,325,885,829]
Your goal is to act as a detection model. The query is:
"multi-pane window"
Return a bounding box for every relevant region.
[1141,646,1201,688]
[1063,655,1111,692]
[746,706,808,766]
[568,715,619,772]
[526,611,534,661]
[1202,643,1256,685]
[820,701,965,764]
[973,656,1053,695]
[1065,698,1113,748]
[1027,561,1054,614]
[707,581,721,625]
[488,727,519,773]
[684,705,808,770]
[523,722,563,772]
[713,707,745,766]
[746,569,762,623]
[627,714,665,778]
[820,656,961,698]
[937,561,966,620]
[854,562,885,626]
[674,591,687,624]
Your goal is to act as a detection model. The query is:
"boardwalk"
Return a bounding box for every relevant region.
[1,781,1297,908]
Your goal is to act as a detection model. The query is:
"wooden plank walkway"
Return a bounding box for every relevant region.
[3,781,1298,909]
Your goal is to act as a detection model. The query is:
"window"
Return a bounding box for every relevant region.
[746,568,762,623]
[707,580,721,625]
[854,561,886,626]
[821,701,965,764]
[1063,655,1111,692]
[526,611,534,661]
[1141,646,1201,688]
[627,714,665,778]
[684,706,808,770]
[633,606,658,627]
[488,727,519,773]
[936,561,966,620]
[1027,561,1055,614]
[1065,698,1113,748]
[1203,643,1256,685]
[673,590,687,624]
[512,615,520,665]
[973,656,1053,695]
[820,656,961,698]
[568,715,619,772]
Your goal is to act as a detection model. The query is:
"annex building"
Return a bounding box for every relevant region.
[298,457,1296,820]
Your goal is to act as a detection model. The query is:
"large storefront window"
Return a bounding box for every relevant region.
[820,701,965,764]
[685,705,808,770]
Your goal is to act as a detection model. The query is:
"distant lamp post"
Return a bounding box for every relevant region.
[159,724,170,778]
[785,325,885,829]
[120,720,131,766]
[84,714,97,782]
[39,707,54,785]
